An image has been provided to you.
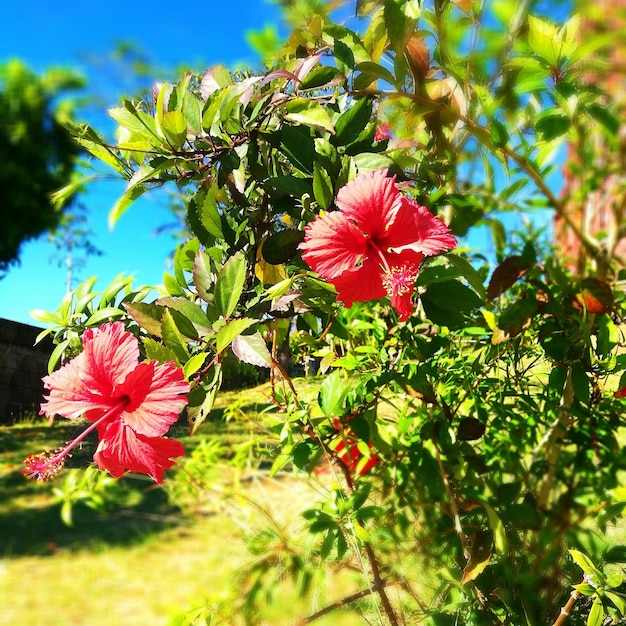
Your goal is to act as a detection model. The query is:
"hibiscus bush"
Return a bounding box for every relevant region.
[27,1,626,624]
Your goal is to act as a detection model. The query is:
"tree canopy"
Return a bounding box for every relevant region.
[0,60,84,273]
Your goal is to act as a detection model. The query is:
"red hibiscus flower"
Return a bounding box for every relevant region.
[299,169,456,321]
[319,417,378,478]
[615,388,626,399]
[23,322,189,483]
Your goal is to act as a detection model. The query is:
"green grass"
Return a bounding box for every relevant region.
[0,381,373,626]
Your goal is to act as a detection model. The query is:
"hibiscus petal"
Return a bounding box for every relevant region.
[40,352,114,419]
[299,211,367,279]
[384,198,457,257]
[335,169,403,238]
[117,361,190,437]
[80,322,140,396]
[328,257,387,307]
[94,420,184,483]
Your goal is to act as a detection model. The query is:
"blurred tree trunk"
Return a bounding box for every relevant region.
[555,0,626,277]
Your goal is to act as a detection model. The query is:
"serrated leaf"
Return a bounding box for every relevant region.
[313,161,334,209]
[200,187,224,238]
[232,332,272,368]
[188,365,222,434]
[161,308,190,363]
[142,336,178,363]
[156,297,213,335]
[161,111,187,148]
[216,318,256,353]
[124,302,164,337]
[354,61,398,89]
[215,252,247,318]
[193,250,215,304]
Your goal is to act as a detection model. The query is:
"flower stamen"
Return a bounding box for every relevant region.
[382,264,419,298]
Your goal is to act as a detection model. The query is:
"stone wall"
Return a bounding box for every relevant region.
[0,318,53,423]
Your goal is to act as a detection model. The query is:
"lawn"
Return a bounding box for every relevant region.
[0,381,368,626]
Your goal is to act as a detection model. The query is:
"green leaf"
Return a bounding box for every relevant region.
[183,352,207,379]
[587,597,603,626]
[570,550,605,582]
[262,229,305,265]
[354,61,398,89]
[265,175,312,197]
[156,297,213,335]
[161,308,190,363]
[587,103,620,136]
[536,110,571,141]
[483,502,508,555]
[285,99,335,134]
[489,119,508,147]
[142,336,178,363]
[188,365,222,435]
[216,318,256,353]
[215,252,247,318]
[232,331,273,368]
[108,184,149,228]
[384,0,417,53]
[299,66,342,90]
[319,370,350,417]
[313,161,334,209]
[193,250,215,304]
[606,591,626,614]
[332,97,373,147]
[84,307,125,326]
[109,104,160,142]
[200,187,224,238]
[571,361,590,404]
[333,38,355,70]
[161,111,187,149]
[498,297,538,337]
[280,124,315,174]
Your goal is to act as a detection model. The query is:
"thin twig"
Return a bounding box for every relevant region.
[296,582,386,625]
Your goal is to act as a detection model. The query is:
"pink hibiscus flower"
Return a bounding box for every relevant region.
[299,169,456,321]
[23,322,189,483]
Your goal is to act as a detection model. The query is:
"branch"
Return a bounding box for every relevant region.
[551,589,582,626]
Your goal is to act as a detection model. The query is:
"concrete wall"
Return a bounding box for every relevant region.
[0,318,53,423]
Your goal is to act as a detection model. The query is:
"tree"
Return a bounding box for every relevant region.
[0,60,84,273]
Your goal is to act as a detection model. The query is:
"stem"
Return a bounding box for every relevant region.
[435,445,471,561]
[54,399,127,464]
[363,541,400,626]
[551,589,582,626]
[537,367,574,510]
[297,584,386,625]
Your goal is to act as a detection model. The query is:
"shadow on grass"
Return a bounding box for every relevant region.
[0,472,188,558]
[0,397,275,559]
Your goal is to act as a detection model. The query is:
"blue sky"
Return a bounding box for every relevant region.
[0,0,283,325]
